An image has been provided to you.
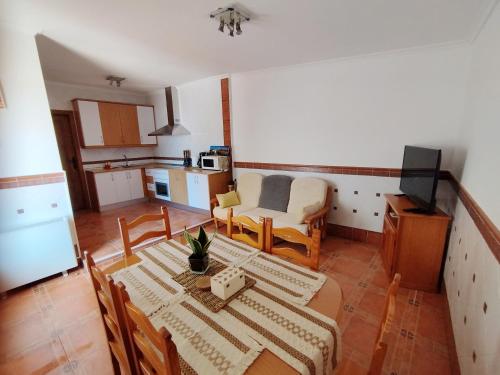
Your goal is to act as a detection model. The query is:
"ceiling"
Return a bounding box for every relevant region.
[1,0,495,92]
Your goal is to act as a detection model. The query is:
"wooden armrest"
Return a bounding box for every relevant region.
[304,206,329,224]
[210,197,219,208]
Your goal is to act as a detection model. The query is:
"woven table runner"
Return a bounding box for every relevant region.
[219,286,341,375]
[110,260,185,316]
[173,259,256,313]
[208,233,260,266]
[238,252,326,305]
[150,295,263,375]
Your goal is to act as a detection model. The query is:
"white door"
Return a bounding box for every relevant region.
[187,173,210,210]
[77,100,104,146]
[113,171,131,203]
[128,169,145,200]
[137,106,156,144]
[94,173,116,206]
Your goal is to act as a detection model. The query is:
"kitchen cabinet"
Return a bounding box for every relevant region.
[72,99,157,148]
[137,106,157,145]
[119,104,141,145]
[168,169,188,205]
[186,173,210,210]
[89,169,145,210]
[76,101,104,146]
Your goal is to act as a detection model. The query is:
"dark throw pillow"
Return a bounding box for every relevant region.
[258,175,293,212]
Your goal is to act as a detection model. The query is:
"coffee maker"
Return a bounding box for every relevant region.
[183,150,192,167]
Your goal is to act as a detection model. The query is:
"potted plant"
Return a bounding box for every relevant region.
[183,226,213,273]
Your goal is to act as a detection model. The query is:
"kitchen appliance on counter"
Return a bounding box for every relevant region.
[183,150,192,167]
[201,155,229,171]
[197,146,231,169]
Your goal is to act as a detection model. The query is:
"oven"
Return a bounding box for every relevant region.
[151,169,171,201]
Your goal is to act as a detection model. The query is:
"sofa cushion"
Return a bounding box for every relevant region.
[213,204,253,221]
[258,175,293,212]
[216,191,240,208]
[243,207,285,223]
[287,178,328,223]
[236,173,263,207]
[272,213,309,235]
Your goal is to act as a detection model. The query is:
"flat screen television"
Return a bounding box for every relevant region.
[399,146,441,214]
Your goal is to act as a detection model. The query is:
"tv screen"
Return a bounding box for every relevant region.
[399,146,441,213]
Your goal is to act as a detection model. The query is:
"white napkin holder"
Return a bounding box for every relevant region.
[211,267,245,300]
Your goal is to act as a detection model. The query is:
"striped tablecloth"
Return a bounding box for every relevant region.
[110,236,340,375]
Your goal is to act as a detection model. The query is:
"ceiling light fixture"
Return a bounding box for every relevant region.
[106,75,125,87]
[210,7,250,38]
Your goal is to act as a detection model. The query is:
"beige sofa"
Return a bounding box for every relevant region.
[212,173,331,238]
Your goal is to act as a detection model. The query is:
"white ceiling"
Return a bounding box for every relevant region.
[1,0,495,92]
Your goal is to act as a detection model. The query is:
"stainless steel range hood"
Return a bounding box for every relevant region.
[148,87,190,136]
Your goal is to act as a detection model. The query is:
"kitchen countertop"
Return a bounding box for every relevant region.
[85,163,228,175]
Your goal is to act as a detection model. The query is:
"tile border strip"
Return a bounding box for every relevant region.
[81,156,183,165]
[327,224,383,246]
[0,172,65,189]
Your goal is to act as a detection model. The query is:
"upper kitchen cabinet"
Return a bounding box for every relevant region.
[137,106,157,144]
[72,99,157,148]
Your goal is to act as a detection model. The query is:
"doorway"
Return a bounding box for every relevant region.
[51,110,88,210]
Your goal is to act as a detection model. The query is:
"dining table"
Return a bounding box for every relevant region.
[103,233,343,375]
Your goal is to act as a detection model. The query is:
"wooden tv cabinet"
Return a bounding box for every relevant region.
[382,194,451,292]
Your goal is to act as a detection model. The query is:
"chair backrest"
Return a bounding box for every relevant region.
[116,282,181,375]
[264,218,321,271]
[287,178,328,219]
[226,207,265,250]
[85,251,135,375]
[368,273,401,375]
[236,173,263,207]
[119,206,172,257]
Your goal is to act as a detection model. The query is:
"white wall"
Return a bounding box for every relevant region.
[454,4,500,225]
[148,76,225,161]
[0,25,62,177]
[443,4,500,374]
[231,44,470,170]
[43,80,155,163]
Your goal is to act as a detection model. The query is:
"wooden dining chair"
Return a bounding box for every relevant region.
[116,282,181,375]
[118,206,172,257]
[264,218,321,271]
[367,273,401,374]
[85,251,136,375]
[226,208,266,250]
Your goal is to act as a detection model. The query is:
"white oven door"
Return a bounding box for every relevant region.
[154,179,171,201]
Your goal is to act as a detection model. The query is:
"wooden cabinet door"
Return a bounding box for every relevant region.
[187,173,210,210]
[137,106,157,144]
[98,102,123,145]
[382,215,397,276]
[94,173,116,206]
[119,105,140,145]
[113,171,131,203]
[128,169,145,200]
[169,169,188,205]
[77,101,104,146]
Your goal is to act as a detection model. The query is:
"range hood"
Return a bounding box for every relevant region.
[148,87,190,136]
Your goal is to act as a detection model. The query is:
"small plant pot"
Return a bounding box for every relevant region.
[188,254,209,274]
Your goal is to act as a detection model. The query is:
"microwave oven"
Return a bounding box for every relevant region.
[201,155,229,171]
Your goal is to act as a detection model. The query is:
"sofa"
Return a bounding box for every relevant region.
[211,173,332,238]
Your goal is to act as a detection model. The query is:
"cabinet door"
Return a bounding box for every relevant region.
[113,171,131,203]
[77,101,104,146]
[187,173,210,210]
[119,105,141,145]
[137,106,157,145]
[94,173,116,206]
[382,215,397,276]
[98,102,123,146]
[128,169,145,200]
[169,169,188,205]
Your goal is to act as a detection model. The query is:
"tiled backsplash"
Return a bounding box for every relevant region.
[444,199,500,374]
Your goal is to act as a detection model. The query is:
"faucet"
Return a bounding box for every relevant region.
[123,154,129,167]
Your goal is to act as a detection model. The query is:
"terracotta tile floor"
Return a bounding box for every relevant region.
[74,202,210,260]
[0,204,455,374]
